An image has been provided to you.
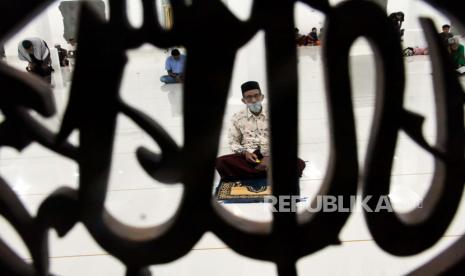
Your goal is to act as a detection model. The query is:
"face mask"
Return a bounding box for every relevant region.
[247,101,262,113]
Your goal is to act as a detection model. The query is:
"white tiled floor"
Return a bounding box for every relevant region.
[1,42,464,275]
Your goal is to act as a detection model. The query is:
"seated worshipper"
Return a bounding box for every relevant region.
[389,12,405,42]
[215,81,306,182]
[295,28,308,46]
[18,38,54,84]
[54,44,69,67]
[308,27,320,45]
[440,24,454,47]
[160,48,186,84]
[448,37,465,72]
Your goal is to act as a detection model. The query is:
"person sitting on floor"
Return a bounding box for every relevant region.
[295,28,308,46]
[215,81,306,181]
[54,44,69,67]
[448,37,465,72]
[18,38,54,84]
[160,48,186,84]
[308,27,319,45]
[440,24,454,48]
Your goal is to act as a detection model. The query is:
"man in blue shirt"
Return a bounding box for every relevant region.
[160,48,186,84]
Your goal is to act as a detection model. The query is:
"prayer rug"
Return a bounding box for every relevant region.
[215,178,271,203]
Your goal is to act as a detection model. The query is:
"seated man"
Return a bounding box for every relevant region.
[18,38,54,84]
[440,24,454,48]
[54,44,69,67]
[308,27,319,45]
[448,37,465,71]
[295,28,308,46]
[216,81,306,182]
[160,48,186,84]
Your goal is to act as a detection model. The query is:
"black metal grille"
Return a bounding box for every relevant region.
[0,0,464,275]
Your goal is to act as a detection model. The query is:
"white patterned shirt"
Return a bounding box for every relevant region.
[228,106,269,156]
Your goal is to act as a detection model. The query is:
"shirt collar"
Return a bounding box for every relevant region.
[246,105,267,118]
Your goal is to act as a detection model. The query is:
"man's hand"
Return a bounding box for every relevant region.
[256,156,270,171]
[244,151,259,163]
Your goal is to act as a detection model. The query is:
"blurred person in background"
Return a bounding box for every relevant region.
[18,38,54,83]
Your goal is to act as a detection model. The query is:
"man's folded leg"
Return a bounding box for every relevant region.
[215,153,266,181]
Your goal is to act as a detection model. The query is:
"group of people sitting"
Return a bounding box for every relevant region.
[159,29,321,83]
[295,27,321,47]
[440,24,465,72]
[402,24,464,74]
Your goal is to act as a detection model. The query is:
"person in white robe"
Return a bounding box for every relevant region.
[18,38,53,83]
